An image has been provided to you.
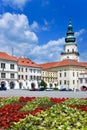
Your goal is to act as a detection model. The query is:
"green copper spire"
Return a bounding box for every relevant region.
[65,19,76,43]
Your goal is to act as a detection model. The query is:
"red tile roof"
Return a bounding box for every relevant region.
[80,62,87,67]
[39,61,58,69]
[39,59,87,69]
[80,72,87,75]
[18,57,40,68]
[0,52,17,61]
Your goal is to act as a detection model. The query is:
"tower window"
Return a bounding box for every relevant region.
[73,72,75,77]
[64,72,66,77]
[67,49,69,52]
[72,49,74,52]
[59,73,62,77]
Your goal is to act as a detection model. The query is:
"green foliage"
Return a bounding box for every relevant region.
[21,97,51,112]
[10,103,87,130]
[62,98,87,105]
[53,88,58,91]
[0,97,19,108]
[39,80,47,88]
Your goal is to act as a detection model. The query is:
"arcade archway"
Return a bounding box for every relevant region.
[19,82,23,89]
[31,83,35,89]
[1,81,6,89]
[10,82,15,89]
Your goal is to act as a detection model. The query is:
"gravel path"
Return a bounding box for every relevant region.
[0,90,87,98]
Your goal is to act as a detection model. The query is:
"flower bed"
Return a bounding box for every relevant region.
[0,97,87,129]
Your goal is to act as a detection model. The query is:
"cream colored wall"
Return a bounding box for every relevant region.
[61,53,79,61]
[46,66,85,90]
[78,73,87,89]
[41,70,57,87]
[57,66,85,90]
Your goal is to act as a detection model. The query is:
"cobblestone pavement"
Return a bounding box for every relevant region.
[0,89,87,98]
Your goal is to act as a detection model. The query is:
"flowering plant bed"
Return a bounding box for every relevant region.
[0,97,87,130]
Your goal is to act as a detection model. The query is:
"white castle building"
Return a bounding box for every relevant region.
[40,20,87,90]
[0,52,41,89]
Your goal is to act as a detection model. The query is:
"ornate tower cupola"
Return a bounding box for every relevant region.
[61,20,80,61]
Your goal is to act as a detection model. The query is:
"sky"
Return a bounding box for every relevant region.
[0,0,87,63]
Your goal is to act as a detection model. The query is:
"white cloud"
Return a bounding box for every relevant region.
[41,19,54,31]
[0,12,38,57]
[75,29,85,37]
[30,21,39,31]
[30,38,65,63]
[2,0,31,9]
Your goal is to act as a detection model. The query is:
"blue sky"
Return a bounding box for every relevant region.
[0,0,87,63]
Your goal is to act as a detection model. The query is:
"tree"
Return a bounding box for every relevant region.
[39,80,47,88]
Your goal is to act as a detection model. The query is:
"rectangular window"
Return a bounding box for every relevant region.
[60,73,62,77]
[1,73,6,78]
[18,75,20,80]
[19,67,20,71]
[73,80,75,84]
[26,68,27,72]
[85,79,87,83]
[64,80,66,85]
[73,72,75,77]
[25,75,28,80]
[10,73,14,78]
[10,64,14,69]
[22,68,23,72]
[30,69,32,73]
[64,72,66,77]
[60,80,62,85]
[1,63,5,69]
[22,75,23,79]
[80,79,83,84]
[30,76,32,80]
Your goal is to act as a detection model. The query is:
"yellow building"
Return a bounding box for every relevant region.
[40,62,58,88]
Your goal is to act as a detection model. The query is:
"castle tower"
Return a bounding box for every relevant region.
[61,20,80,61]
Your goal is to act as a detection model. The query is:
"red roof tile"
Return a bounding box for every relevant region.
[39,59,87,69]
[0,52,17,61]
[18,57,40,68]
[80,62,87,67]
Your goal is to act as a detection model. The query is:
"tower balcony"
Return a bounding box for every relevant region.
[61,52,80,56]
[65,37,76,43]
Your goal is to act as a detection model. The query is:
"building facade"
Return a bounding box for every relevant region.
[39,20,87,90]
[78,73,87,90]
[0,52,18,89]
[0,52,41,89]
[18,58,41,89]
